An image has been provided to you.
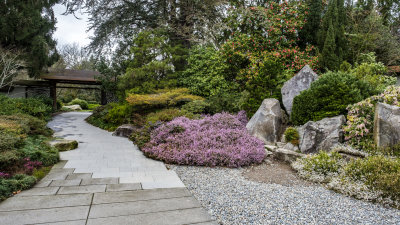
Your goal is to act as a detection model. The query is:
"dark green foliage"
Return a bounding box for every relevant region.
[284,127,300,145]
[0,131,22,153]
[20,137,59,167]
[69,98,89,110]
[299,0,322,46]
[0,150,19,171]
[318,0,347,71]
[320,20,340,70]
[291,71,376,125]
[181,100,210,114]
[0,95,53,120]
[130,123,161,149]
[0,1,59,77]
[0,175,37,201]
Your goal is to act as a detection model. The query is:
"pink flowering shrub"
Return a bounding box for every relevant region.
[142,111,266,167]
[23,158,42,174]
[344,86,400,150]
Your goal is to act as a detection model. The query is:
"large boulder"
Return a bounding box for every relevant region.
[246,98,284,144]
[113,124,138,138]
[374,103,400,147]
[63,105,82,111]
[281,65,318,116]
[49,139,78,152]
[298,115,346,153]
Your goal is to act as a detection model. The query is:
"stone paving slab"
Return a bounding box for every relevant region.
[0,206,89,225]
[66,173,92,180]
[89,196,200,218]
[38,220,87,225]
[58,185,106,194]
[0,194,92,211]
[50,179,82,187]
[81,177,118,185]
[93,188,191,204]
[86,208,214,225]
[106,183,141,192]
[16,187,60,196]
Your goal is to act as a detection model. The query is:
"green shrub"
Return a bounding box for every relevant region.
[302,151,343,176]
[69,98,89,110]
[32,166,52,180]
[181,100,210,114]
[284,127,299,145]
[20,136,59,166]
[0,95,52,120]
[0,131,23,152]
[0,175,37,201]
[0,150,20,171]
[345,155,400,201]
[126,88,204,112]
[291,71,377,125]
[130,124,157,149]
[88,103,101,110]
[146,108,187,123]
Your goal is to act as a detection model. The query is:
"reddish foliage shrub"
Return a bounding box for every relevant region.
[142,111,265,167]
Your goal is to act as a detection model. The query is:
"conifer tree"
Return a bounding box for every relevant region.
[0,1,59,77]
[299,0,323,47]
[321,20,340,70]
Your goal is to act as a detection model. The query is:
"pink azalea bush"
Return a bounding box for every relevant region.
[142,111,266,167]
[344,86,400,150]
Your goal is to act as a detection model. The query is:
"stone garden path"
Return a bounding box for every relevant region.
[0,112,216,225]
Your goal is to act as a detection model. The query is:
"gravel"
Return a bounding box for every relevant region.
[171,165,400,225]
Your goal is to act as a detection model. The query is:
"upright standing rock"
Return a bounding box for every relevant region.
[281,65,318,116]
[298,115,346,153]
[246,99,284,144]
[374,103,400,147]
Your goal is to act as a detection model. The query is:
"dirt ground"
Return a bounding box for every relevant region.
[242,158,313,187]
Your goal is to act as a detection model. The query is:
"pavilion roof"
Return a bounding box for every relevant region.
[40,69,101,85]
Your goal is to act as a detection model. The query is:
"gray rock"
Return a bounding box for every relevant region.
[63,105,82,111]
[268,147,304,163]
[281,65,318,116]
[373,103,400,147]
[246,99,284,143]
[282,142,300,152]
[112,124,138,138]
[49,139,78,151]
[298,115,346,154]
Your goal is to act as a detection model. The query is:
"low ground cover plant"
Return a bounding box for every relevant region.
[293,149,400,208]
[0,95,53,120]
[0,95,59,201]
[141,111,265,167]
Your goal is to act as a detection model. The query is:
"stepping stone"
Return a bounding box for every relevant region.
[0,194,92,211]
[86,208,214,225]
[58,185,106,194]
[66,173,92,180]
[16,187,59,196]
[50,179,82,187]
[0,206,89,225]
[106,183,142,192]
[81,178,118,185]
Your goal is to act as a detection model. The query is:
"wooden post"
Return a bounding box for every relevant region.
[101,89,107,105]
[50,82,57,110]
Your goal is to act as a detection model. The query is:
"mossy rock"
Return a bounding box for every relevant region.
[50,139,78,152]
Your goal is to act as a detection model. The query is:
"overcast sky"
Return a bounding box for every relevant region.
[53,4,92,49]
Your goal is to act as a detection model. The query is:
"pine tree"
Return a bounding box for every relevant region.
[321,20,340,70]
[299,0,323,47]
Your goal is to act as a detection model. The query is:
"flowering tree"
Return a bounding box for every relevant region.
[222,1,318,77]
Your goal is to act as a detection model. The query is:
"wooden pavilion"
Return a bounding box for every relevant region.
[40,69,106,109]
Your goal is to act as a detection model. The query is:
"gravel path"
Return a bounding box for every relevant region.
[171,165,400,225]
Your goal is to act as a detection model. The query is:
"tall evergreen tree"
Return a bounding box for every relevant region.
[299,0,323,47]
[321,20,340,70]
[318,0,347,70]
[0,0,59,77]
